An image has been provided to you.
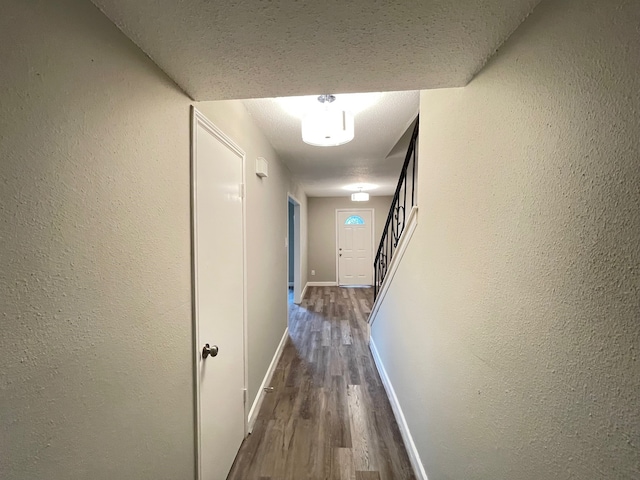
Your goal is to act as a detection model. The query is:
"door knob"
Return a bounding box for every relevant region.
[202,343,219,359]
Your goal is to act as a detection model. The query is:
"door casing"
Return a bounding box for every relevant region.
[288,194,303,304]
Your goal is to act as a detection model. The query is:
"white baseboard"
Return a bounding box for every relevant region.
[369,206,418,327]
[300,283,309,302]
[247,327,289,433]
[370,339,428,480]
[306,281,338,287]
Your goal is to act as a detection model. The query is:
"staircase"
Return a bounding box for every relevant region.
[374,117,419,300]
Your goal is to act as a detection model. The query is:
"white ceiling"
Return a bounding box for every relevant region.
[243,91,419,196]
[91,0,540,197]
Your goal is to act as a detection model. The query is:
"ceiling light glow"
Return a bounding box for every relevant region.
[277,92,382,119]
[342,183,378,192]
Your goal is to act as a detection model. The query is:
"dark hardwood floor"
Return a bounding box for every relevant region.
[227,286,416,480]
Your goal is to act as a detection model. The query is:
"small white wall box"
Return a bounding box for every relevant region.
[256,157,268,178]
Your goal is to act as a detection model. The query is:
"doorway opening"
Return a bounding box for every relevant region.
[288,194,302,307]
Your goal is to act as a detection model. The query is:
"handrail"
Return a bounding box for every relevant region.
[374,117,419,299]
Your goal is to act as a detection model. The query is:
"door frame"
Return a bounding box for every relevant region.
[335,208,375,286]
[287,194,303,304]
[190,107,249,480]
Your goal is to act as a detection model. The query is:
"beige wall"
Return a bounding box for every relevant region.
[195,100,308,410]
[371,0,640,478]
[0,1,194,479]
[308,196,393,283]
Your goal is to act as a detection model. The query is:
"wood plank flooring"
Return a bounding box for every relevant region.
[227,286,416,480]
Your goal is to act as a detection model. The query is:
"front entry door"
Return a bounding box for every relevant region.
[192,109,245,480]
[337,210,374,286]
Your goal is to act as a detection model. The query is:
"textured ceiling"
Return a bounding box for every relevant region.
[91,0,540,101]
[243,91,419,196]
[91,0,540,197]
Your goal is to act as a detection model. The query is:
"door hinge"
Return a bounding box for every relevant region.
[243,388,247,404]
[239,183,245,199]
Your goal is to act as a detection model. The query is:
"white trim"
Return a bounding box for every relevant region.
[191,108,249,480]
[306,281,338,287]
[300,282,309,301]
[370,339,428,480]
[369,206,418,327]
[190,107,202,480]
[247,327,289,433]
[287,192,303,204]
[241,125,249,439]
[335,208,375,286]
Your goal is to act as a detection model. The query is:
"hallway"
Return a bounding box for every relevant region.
[228,286,416,480]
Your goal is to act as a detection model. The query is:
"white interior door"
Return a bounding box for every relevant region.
[337,210,374,286]
[192,109,246,480]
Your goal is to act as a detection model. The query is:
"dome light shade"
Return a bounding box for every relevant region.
[302,110,354,146]
[351,191,370,202]
[301,94,355,147]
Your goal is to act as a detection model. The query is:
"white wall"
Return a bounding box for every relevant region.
[195,100,308,410]
[371,0,640,478]
[0,1,194,479]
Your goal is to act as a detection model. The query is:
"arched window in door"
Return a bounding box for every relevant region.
[344,215,365,225]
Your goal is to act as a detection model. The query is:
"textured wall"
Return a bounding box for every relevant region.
[0,1,194,479]
[371,0,640,478]
[308,196,392,283]
[195,101,306,410]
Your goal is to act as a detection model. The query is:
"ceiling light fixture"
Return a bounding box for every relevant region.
[351,187,369,202]
[301,94,354,147]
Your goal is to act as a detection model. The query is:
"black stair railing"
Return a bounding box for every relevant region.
[374,117,419,300]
